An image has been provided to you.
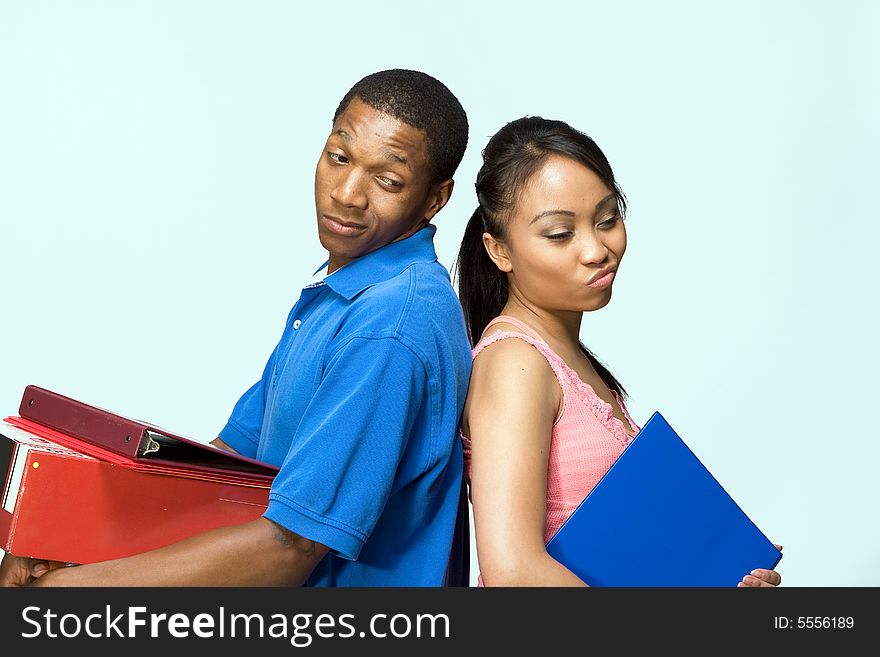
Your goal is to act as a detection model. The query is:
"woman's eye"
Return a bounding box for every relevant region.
[546,232,573,241]
[598,215,620,229]
[328,152,349,164]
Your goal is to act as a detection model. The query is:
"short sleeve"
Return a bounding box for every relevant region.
[264,336,427,560]
[218,347,279,459]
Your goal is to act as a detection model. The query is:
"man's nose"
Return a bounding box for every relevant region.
[330,169,368,210]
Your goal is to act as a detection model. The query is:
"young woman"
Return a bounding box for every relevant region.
[455,116,782,587]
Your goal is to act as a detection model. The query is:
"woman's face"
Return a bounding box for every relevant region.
[487,155,627,314]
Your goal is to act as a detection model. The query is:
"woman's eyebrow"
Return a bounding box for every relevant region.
[529,209,576,225]
[594,193,617,214]
[529,194,618,225]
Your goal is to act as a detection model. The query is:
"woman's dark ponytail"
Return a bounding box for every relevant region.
[454,207,508,346]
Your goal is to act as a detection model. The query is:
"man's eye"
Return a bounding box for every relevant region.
[328,152,349,164]
[378,177,403,188]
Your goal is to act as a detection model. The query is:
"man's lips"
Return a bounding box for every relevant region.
[322,214,366,235]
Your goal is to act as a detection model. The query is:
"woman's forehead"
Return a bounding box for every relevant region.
[516,156,613,213]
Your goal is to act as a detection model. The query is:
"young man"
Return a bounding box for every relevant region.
[1,69,472,587]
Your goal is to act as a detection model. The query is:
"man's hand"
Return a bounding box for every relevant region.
[0,553,64,587]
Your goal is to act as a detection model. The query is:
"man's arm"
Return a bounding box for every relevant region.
[2,435,322,587]
[211,437,237,453]
[25,517,328,587]
[261,336,429,564]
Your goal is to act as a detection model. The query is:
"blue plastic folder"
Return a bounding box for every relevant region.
[545,411,782,587]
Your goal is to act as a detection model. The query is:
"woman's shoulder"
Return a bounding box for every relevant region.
[471,326,560,386]
[465,327,562,431]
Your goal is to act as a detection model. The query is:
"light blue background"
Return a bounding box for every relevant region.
[1,0,877,586]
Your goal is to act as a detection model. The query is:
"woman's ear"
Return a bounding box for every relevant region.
[483,232,513,273]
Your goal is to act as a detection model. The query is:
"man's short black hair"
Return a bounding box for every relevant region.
[334,69,469,185]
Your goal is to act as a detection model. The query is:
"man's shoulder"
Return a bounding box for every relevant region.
[355,260,459,318]
[341,261,468,351]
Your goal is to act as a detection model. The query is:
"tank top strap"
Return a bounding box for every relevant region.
[483,315,545,341]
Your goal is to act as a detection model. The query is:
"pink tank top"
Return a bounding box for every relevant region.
[461,315,640,554]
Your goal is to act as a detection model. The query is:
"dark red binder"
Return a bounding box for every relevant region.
[1,421,270,563]
[12,385,278,484]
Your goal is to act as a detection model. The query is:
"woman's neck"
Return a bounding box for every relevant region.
[499,296,583,349]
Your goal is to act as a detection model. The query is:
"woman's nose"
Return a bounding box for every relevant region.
[578,233,610,266]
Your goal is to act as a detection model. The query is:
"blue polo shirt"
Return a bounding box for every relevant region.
[218,225,472,586]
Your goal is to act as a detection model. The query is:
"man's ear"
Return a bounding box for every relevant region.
[423,179,454,222]
[483,232,513,273]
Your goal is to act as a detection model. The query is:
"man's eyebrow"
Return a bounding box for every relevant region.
[329,129,411,170]
[529,209,576,225]
[383,150,410,169]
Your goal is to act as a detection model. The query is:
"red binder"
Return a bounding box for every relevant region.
[13,385,278,484]
[1,422,269,564]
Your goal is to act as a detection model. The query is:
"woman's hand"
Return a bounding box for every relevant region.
[737,544,783,587]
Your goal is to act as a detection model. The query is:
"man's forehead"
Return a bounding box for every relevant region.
[332,99,429,163]
[335,99,427,142]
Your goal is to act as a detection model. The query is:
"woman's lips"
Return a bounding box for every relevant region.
[322,215,366,236]
[587,270,616,289]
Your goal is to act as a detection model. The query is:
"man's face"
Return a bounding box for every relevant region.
[315,97,449,273]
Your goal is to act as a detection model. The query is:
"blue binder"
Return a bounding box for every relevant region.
[545,411,782,586]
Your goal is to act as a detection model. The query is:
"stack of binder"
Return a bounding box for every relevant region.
[1,385,277,564]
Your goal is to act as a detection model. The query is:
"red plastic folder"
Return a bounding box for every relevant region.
[0,422,270,564]
[13,384,278,485]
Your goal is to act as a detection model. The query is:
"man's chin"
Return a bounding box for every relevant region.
[318,232,367,264]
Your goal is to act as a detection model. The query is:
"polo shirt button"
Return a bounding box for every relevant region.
[293,320,302,329]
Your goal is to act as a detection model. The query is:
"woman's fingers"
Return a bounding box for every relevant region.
[740,569,781,587]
